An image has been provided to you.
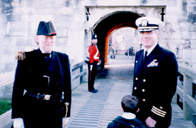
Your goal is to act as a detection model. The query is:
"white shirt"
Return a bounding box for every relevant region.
[143,43,158,57]
[121,112,136,119]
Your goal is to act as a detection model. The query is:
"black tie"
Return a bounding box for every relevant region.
[143,51,148,62]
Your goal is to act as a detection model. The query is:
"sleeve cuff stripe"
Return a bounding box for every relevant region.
[151,106,167,117]
[151,109,165,117]
[152,106,167,114]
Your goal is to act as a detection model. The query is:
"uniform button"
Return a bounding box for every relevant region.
[143,99,146,102]
[135,77,138,80]
[160,106,163,109]
[143,79,146,82]
[142,89,145,92]
[134,87,137,90]
[136,61,138,63]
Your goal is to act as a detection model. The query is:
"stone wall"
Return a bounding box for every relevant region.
[0,0,88,73]
[0,0,195,73]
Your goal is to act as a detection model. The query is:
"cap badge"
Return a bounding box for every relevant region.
[141,19,148,27]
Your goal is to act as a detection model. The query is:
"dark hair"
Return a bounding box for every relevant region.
[121,95,139,113]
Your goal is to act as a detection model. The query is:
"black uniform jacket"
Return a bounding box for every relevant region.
[107,116,146,128]
[12,49,71,119]
[132,44,178,126]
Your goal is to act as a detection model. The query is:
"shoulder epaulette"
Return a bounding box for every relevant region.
[16,51,26,61]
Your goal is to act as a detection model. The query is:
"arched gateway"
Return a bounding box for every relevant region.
[91,11,143,69]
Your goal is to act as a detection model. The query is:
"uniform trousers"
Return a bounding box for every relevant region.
[88,61,98,91]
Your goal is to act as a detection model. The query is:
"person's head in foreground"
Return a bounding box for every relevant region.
[121,95,139,113]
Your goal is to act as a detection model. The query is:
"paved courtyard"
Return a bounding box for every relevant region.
[67,55,195,128]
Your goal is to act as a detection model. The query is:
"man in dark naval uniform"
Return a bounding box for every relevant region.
[132,17,178,128]
[12,21,71,128]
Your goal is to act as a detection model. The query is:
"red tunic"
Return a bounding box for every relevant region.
[88,44,100,63]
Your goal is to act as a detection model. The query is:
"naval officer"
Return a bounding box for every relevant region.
[132,17,178,128]
[12,21,71,128]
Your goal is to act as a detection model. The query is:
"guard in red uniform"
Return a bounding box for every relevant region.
[87,34,100,93]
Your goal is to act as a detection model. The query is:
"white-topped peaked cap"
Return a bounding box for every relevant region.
[135,17,164,32]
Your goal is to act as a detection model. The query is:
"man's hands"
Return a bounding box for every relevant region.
[145,116,156,127]
[13,118,24,128]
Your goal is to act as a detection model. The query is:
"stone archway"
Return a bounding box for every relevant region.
[92,11,143,69]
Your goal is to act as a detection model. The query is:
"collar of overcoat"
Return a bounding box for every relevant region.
[36,49,61,74]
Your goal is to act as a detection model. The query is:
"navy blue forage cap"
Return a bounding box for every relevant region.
[91,33,97,39]
[135,17,164,32]
[36,21,56,36]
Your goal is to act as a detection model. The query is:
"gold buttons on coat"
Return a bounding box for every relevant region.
[143,99,146,102]
[143,79,146,82]
[142,89,145,92]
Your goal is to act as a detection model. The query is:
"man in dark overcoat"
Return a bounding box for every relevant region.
[132,17,178,128]
[11,21,71,128]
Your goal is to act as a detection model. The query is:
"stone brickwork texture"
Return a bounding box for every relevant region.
[0,0,195,73]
